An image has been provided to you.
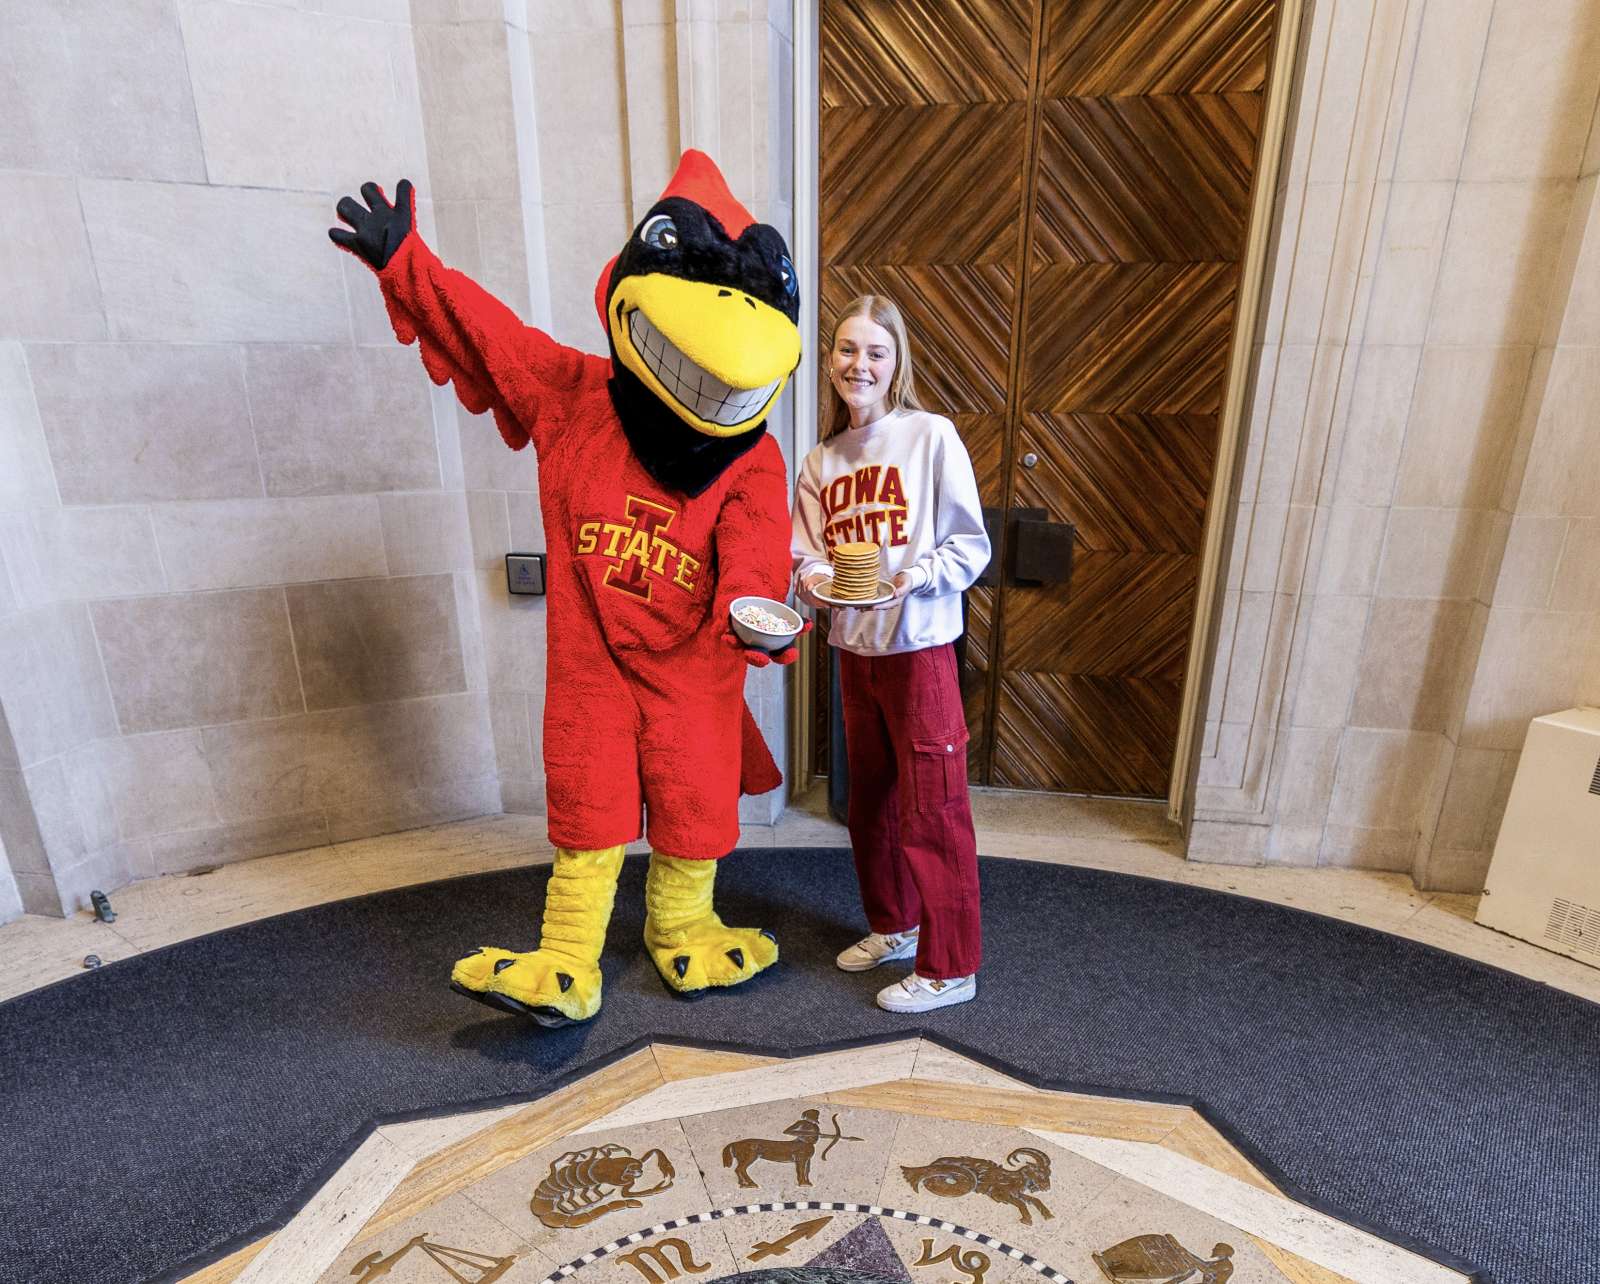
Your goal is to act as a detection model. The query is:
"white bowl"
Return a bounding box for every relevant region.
[729,595,803,652]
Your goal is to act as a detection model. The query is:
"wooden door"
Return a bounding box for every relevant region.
[817,0,1279,798]
[816,0,1029,782]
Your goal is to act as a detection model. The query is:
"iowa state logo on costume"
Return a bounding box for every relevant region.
[820,465,909,550]
[577,496,701,601]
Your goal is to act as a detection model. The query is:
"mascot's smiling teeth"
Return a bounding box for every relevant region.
[627,309,780,428]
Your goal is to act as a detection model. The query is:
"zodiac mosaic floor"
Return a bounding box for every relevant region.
[198,1042,1472,1284]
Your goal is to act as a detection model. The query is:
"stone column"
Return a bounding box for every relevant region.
[1189,0,1600,889]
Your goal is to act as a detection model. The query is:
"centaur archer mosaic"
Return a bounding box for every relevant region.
[723,1110,865,1187]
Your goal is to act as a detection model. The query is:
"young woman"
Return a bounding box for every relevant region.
[790,295,991,1012]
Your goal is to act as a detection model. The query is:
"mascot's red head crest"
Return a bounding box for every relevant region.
[594,149,800,492]
[594,150,757,324]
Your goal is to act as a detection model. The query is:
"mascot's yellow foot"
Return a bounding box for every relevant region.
[645,921,779,993]
[644,851,778,994]
[450,946,601,1028]
[449,844,625,1028]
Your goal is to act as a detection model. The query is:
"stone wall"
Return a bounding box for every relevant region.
[1191,0,1600,890]
[0,0,796,920]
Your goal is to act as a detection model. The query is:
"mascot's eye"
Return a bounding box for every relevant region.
[780,255,797,297]
[641,215,679,251]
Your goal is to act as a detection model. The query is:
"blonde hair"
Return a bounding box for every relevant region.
[823,294,924,439]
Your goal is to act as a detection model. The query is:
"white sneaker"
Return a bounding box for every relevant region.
[836,928,920,973]
[875,972,976,1013]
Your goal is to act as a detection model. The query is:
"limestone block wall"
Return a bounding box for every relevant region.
[419,0,797,829]
[1440,154,1600,886]
[0,0,497,919]
[0,0,797,922]
[0,708,31,924]
[0,855,19,927]
[1190,0,1600,890]
[410,0,548,824]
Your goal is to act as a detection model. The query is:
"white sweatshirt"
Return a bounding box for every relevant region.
[791,407,991,655]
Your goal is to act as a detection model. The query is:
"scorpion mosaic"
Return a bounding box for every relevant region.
[531,1144,677,1229]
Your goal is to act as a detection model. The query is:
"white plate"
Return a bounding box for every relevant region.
[812,577,896,609]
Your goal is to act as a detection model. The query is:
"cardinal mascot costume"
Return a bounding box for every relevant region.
[331,151,804,1026]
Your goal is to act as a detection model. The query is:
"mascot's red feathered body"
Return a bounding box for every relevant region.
[332,152,803,1025]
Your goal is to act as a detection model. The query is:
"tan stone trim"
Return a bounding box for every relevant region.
[653,1043,785,1081]
[1172,0,1310,831]
[176,1240,265,1284]
[822,1077,1186,1144]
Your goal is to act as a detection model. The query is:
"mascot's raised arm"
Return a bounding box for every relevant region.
[330,151,805,1026]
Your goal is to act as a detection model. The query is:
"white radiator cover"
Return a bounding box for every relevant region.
[1478,706,1600,969]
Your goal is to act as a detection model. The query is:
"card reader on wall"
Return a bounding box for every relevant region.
[506,553,546,596]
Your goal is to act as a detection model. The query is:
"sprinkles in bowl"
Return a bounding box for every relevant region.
[734,603,795,635]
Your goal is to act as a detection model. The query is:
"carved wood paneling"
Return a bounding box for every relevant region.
[813,611,833,778]
[992,550,1192,791]
[822,0,1034,106]
[959,586,994,776]
[1041,0,1276,95]
[951,413,1006,507]
[1001,551,1196,677]
[822,106,1027,266]
[1032,95,1263,264]
[821,0,1279,795]
[992,671,1181,796]
[1022,262,1238,412]
[1012,413,1215,553]
[963,587,993,677]
[991,0,1272,795]
[818,1,1037,783]
[821,266,1015,413]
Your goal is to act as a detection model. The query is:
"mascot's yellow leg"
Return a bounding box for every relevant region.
[644,852,779,994]
[449,844,625,1027]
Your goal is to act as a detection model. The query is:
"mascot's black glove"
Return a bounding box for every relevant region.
[329,179,414,271]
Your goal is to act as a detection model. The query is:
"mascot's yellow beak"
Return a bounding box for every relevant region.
[611,274,800,438]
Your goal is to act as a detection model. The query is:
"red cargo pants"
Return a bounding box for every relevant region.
[838,642,982,980]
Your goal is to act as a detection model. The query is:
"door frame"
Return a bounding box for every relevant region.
[787,0,823,796]
[787,0,1307,828]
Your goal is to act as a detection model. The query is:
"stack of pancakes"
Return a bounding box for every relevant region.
[828,541,881,601]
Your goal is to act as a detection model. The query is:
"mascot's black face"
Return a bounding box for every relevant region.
[604,196,801,497]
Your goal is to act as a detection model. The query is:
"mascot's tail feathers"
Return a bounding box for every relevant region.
[739,700,782,796]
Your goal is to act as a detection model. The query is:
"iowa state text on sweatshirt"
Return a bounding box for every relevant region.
[791,408,991,655]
